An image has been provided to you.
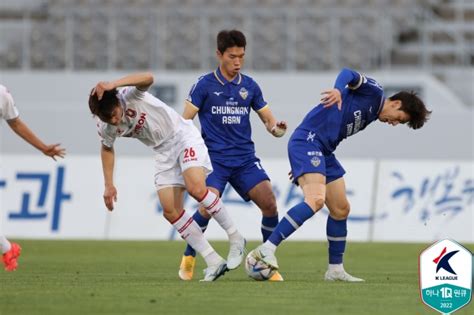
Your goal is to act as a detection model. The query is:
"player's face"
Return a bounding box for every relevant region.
[379,101,410,126]
[107,106,123,126]
[217,46,245,79]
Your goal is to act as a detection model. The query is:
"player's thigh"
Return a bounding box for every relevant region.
[297,173,326,212]
[231,157,271,202]
[206,159,233,197]
[157,186,186,222]
[288,136,327,185]
[325,177,350,220]
[179,139,213,200]
[247,180,277,216]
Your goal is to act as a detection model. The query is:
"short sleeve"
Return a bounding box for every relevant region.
[96,119,117,148]
[119,87,145,103]
[251,81,267,111]
[186,76,207,109]
[0,87,19,121]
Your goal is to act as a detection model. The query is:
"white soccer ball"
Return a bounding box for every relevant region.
[245,252,276,281]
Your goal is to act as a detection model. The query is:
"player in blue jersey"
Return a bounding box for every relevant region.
[248,68,431,281]
[178,30,287,281]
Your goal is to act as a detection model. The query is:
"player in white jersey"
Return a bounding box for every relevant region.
[89,72,246,281]
[0,84,65,271]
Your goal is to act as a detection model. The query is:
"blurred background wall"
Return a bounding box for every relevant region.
[0,0,472,241]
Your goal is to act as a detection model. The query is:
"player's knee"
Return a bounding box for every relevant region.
[260,196,278,217]
[187,185,208,202]
[162,206,178,222]
[304,196,325,212]
[330,202,350,220]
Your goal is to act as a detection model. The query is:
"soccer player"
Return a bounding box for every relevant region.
[1,84,65,271]
[89,72,246,281]
[248,68,431,281]
[178,30,287,281]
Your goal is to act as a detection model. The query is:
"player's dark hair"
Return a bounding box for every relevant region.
[217,29,246,54]
[88,88,119,122]
[389,91,432,129]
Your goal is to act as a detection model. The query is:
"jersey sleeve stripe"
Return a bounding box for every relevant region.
[348,72,365,90]
[185,100,200,110]
[256,104,270,112]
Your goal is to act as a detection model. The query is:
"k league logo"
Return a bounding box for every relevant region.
[419,239,472,314]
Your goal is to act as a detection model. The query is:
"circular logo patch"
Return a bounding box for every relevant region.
[311,157,321,167]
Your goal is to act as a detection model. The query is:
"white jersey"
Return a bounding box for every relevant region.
[97,87,186,150]
[0,84,19,121]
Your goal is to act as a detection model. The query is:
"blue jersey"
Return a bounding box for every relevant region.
[186,68,267,163]
[294,68,385,153]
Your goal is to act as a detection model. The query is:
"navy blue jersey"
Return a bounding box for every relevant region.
[186,68,267,164]
[294,68,384,153]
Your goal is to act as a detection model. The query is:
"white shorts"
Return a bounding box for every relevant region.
[154,120,212,190]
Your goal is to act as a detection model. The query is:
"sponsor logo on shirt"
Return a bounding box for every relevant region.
[133,112,147,135]
[307,151,322,157]
[213,91,224,96]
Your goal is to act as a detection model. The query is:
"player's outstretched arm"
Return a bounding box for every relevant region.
[7,117,66,161]
[101,144,117,211]
[92,72,154,100]
[256,106,287,138]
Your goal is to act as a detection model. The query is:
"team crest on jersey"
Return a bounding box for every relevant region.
[310,157,321,167]
[239,87,248,100]
[125,108,137,118]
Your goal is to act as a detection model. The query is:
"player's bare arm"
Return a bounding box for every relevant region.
[101,144,117,211]
[92,72,154,100]
[321,88,342,110]
[182,101,199,120]
[7,117,66,160]
[256,106,287,137]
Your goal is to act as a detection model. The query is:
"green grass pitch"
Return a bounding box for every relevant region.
[0,240,472,315]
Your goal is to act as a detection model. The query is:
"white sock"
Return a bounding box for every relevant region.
[328,263,344,273]
[199,190,238,236]
[263,240,277,253]
[172,210,222,266]
[0,235,11,254]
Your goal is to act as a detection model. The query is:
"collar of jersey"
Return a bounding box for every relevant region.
[214,67,242,86]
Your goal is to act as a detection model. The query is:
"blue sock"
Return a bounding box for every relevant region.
[261,215,279,242]
[183,210,210,257]
[327,216,347,264]
[268,202,314,247]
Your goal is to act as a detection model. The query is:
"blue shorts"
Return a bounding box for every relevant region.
[206,156,270,201]
[288,135,345,185]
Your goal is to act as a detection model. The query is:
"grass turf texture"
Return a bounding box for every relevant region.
[0,241,472,315]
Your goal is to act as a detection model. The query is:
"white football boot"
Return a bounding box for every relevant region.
[249,245,279,270]
[200,259,228,282]
[324,269,365,282]
[227,236,246,270]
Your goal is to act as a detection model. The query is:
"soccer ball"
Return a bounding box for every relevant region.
[245,252,276,281]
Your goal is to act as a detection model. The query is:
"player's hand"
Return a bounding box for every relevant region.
[321,89,342,111]
[91,81,116,100]
[271,121,287,137]
[103,185,118,211]
[42,144,66,161]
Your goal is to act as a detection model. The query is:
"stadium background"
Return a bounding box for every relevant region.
[0,1,473,315]
[1,0,472,242]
